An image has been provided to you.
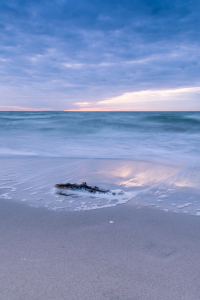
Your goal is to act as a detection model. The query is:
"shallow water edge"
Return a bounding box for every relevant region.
[1,156,200,215]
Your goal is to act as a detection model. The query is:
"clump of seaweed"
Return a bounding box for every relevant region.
[55,182,110,194]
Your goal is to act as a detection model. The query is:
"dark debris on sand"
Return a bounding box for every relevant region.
[55,182,110,194]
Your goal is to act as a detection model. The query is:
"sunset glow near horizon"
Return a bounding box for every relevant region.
[0,0,200,111]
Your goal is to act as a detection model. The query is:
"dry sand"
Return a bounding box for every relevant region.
[0,199,200,300]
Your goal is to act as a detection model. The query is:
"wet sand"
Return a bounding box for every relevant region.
[0,199,200,300]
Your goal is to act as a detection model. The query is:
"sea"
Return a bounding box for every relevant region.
[0,111,200,215]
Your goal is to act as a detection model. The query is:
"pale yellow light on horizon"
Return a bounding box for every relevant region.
[64,108,115,111]
[99,87,200,106]
[72,86,200,111]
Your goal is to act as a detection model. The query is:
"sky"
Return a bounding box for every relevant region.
[0,0,200,111]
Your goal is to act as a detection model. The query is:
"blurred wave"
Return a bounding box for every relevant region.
[0,111,200,164]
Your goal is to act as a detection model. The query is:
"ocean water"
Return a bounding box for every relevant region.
[0,111,200,214]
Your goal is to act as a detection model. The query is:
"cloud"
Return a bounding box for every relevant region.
[0,0,200,110]
[0,105,53,111]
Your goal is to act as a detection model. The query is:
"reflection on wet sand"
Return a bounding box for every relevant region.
[0,157,200,215]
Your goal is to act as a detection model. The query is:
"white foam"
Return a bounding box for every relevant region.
[177,203,192,209]
[159,194,169,198]
[0,193,12,199]
[23,186,34,191]
[0,186,16,192]
[49,207,65,211]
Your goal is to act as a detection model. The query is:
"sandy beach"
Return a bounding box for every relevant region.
[0,199,200,300]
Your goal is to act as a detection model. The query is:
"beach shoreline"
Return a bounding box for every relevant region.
[1,156,200,215]
[1,199,200,300]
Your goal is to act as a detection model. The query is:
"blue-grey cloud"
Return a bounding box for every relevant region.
[0,0,200,109]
